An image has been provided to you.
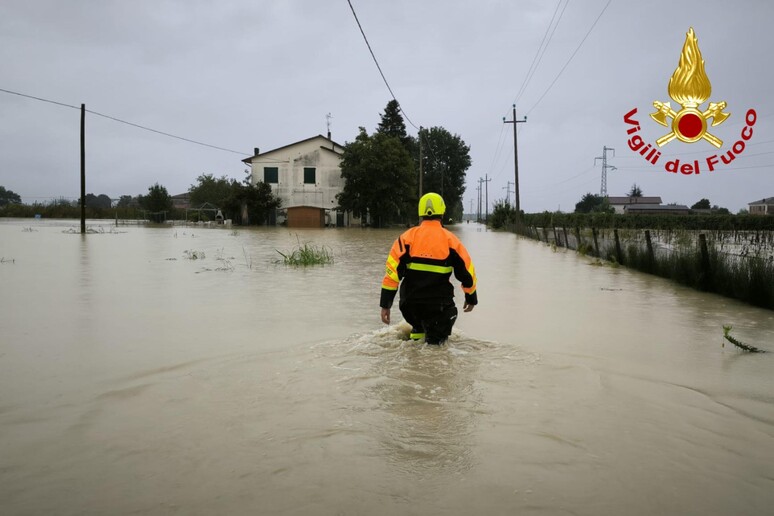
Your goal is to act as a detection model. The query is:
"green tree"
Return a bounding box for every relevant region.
[223,180,281,225]
[628,183,643,197]
[575,193,613,213]
[0,186,22,206]
[337,127,416,227]
[489,199,517,229]
[376,100,413,147]
[691,198,711,209]
[141,183,173,213]
[117,195,133,208]
[189,174,233,208]
[84,193,112,209]
[416,126,471,223]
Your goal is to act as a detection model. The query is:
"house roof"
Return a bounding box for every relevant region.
[624,204,689,212]
[606,196,662,205]
[242,134,344,163]
[748,197,774,205]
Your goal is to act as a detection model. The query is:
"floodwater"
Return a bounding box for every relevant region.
[1,218,773,516]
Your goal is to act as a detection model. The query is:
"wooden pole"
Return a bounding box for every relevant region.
[592,227,600,257]
[699,233,711,290]
[645,230,654,271]
[614,229,623,264]
[418,126,423,198]
[80,104,86,234]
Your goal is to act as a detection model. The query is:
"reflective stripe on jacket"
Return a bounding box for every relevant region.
[380,219,477,309]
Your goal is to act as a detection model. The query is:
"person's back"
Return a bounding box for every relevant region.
[380,193,478,344]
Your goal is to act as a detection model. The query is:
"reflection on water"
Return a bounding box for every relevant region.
[1,218,773,515]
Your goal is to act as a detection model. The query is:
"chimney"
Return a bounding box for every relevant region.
[327,130,331,140]
[254,147,260,156]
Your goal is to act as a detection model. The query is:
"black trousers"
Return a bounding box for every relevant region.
[399,302,458,344]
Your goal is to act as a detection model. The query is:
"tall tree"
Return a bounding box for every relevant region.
[117,195,133,208]
[223,180,281,225]
[0,186,21,206]
[189,174,233,208]
[141,183,173,213]
[417,126,471,222]
[628,183,643,197]
[575,193,613,213]
[337,128,416,227]
[84,193,112,209]
[691,198,711,209]
[376,100,409,144]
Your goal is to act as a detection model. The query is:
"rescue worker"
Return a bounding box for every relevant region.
[380,192,478,345]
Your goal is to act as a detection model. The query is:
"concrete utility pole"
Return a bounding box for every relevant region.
[482,174,492,223]
[419,126,423,197]
[80,104,86,234]
[477,179,483,222]
[595,146,616,197]
[503,105,527,215]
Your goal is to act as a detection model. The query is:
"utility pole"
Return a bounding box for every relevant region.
[483,174,492,223]
[80,104,86,234]
[477,179,483,222]
[503,105,527,216]
[419,126,423,197]
[503,181,514,206]
[595,146,616,197]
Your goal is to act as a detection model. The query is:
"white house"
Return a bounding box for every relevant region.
[606,196,663,214]
[748,197,774,215]
[243,134,355,227]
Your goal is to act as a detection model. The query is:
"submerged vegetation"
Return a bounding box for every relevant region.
[276,240,333,266]
[514,220,774,310]
[723,325,766,353]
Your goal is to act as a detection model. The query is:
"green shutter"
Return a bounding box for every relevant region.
[304,167,316,184]
[264,167,278,183]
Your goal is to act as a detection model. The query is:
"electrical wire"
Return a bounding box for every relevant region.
[513,0,569,107]
[345,0,420,131]
[525,0,612,117]
[0,86,253,157]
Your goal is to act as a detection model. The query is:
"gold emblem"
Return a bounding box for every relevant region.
[650,28,730,148]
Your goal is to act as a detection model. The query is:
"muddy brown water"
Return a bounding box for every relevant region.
[1,218,773,515]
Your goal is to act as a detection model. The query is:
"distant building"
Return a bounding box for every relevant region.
[606,196,663,214]
[624,204,690,215]
[748,197,774,215]
[171,192,191,210]
[243,135,356,228]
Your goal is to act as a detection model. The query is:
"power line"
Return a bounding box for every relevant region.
[345,0,419,131]
[0,86,251,156]
[525,0,612,116]
[513,0,569,107]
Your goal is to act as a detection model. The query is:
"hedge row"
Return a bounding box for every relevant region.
[521,212,774,231]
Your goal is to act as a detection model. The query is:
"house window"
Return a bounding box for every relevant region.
[264,167,278,184]
[303,167,316,185]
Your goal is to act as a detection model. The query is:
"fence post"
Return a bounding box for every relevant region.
[553,226,560,246]
[592,227,600,257]
[575,226,581,251]
[614,229,623,264]
[699,233,711,290]
[562,226,569,249]
[645,230,654,271]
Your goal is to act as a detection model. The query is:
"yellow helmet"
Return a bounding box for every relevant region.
[418,192,446,217]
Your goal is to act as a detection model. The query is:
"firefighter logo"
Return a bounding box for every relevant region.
[650,27,730,148]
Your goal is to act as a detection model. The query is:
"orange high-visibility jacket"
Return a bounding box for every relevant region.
[380,219,478,309]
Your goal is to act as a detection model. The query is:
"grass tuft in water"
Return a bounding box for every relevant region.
[183,250,205,260]
[276,239,333,266]
[722,325,766,353]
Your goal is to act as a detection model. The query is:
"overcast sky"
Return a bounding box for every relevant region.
[1,0,772,213]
